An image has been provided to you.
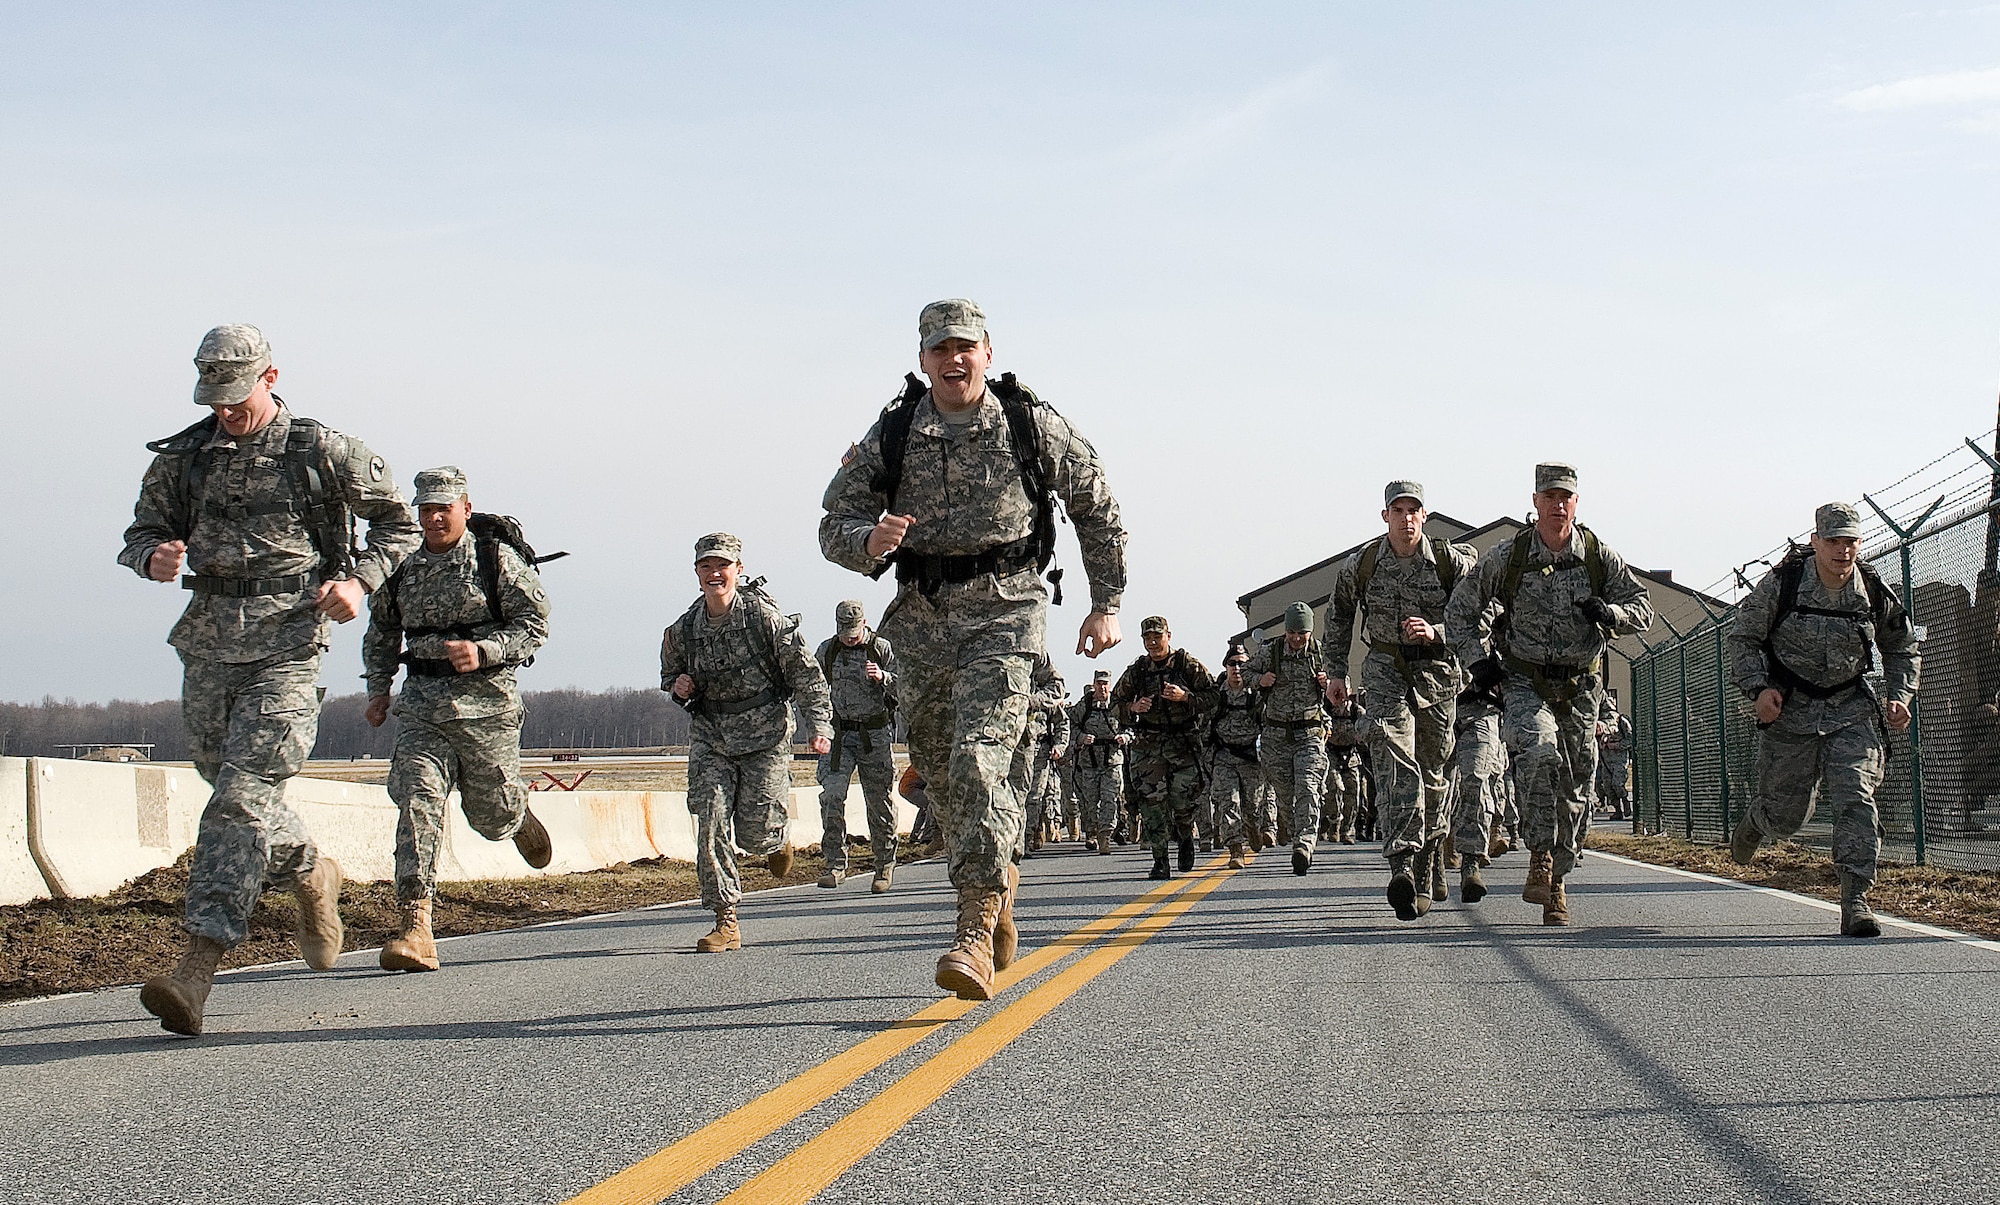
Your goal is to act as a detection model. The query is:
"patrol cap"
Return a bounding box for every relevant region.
[1284,602,1314,633]
[412,466,468,506]
[694,532,744,563]
[192,324,272,407]
[835,599,866,635]
[1092,668,1111,682]
[1535,462,1580,494]
[1384,480,1424,507]
[1815,502,1864,540]
[918,298,987,351]
[1141,615,1170,635]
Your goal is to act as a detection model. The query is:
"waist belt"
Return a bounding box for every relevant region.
[828,713,891,773]
[892,536,1040,596]
[688,686,784,718]
[182,572,314,597]
[1216,739,1259,762]
[1267,716,1325,735]
[402,655,499,679]
[1369,638,1446,683]
[1768,659,1870,702]
[405,622,491,640]
[1501,653,1592,717]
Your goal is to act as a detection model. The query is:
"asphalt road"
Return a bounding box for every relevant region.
[4,838,1996,1205]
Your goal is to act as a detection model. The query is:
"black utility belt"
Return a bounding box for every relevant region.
[836,714,892,732]
[183,572,314,597]
[1502,654,1590,681]
[1216,740,1259,761]
[1773,671,1869,701]
[686,686,787,717]
[1267,716,1325,734]
[402,656,500,679]
[1369,640,1444,662]
[892,538,1039,591]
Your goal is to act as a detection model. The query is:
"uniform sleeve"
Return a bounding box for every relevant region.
[777,612,834,742]
[1440,543,1480,648]
[1185,656,1220,723]
[1048,694,1071,747]
[875,635,898,693]
[361,581,403,697]
[1029,657,1067,712]
[1727,571,1781,699]
[475,546,552,670]
[659,614,690,692]
[1323,553,1361,679]
[1447,541,1510,667]
[1110,660,1142,723]
[329,433,421,592]
[1246,639,1275,679]
[117,455,187,579]
[819,416,892,575]
[1595,542,1656,639]
[1875,582,1922,709]
[1037,408,1128,613]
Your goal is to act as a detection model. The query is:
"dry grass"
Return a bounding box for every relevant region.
[295,759,827,793]
[1588,831,2000,940]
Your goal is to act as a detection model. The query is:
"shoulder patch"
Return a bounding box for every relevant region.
[841,442,859,466]
[368,455,386,482]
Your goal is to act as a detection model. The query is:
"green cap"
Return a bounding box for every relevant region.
[1284,602,1313,633]
[1385,480,1424,506]
[694,532,743,563]
[1815,502,1864,540]
[835,599,866,635]
[1535,462,1580,494]
[918,298,987,351]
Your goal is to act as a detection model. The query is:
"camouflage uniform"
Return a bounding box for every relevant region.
[819,375,1126,896]
[1451,685,1507,859]
[1112,642,1219,866]
[1595,697,1634,818]
[1324,531,1478,865]
[1446,509,1653,882]
[120,384,417,947]
[1247,634,1329,861]
[1014,653,1070,850]
[1067,690,1129,840]
[362,478,551,901]
[661,566,833,911]
[1207,674,1264,848]
[1323,698,1370,843]
[1729,549,1919,884]
[815,616,900,875]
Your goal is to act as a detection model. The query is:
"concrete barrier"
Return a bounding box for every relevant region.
[0,758,50,906]
[25,757,211,899]
[281,775,399,884]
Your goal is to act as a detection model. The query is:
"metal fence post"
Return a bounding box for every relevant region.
[1677,641,1692,840]
[1902,543,1928,866]
[1714,624,1731,835]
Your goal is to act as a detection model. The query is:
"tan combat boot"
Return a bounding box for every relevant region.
[1428,841,1448,902]
[1840,870,1881,938]
[1444,836,1460,870]
[767,843,795,878]
[139,935,226,1036]
[1227,842,1246,870]
[696,906,741,952]
[818,867,845,889]
[1522,851,1553,905]
[935,886,1003,1001]
[293,856,346,971]
[871,860,894,893]
[1488,829,1510,860]
[512,807,553,868]
[992,864,1022,971]
[1543,877,1571,926]
[380,898,440,972]
[1729,812,1763,866]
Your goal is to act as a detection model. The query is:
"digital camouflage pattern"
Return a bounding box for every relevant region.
[1247,635,1327,855]
[1067,692,1128,839]
[1245,634,1326,722]
[690,744,794,910]
[1595,696,1634,813]
[120,403,421,662]
[1017,653,1070,846]
[1112,649,1218,858]
[817,630,898,723]
[1728,560,1920,882]
[1447,525,1654,879]
[1324,699,1370,843]
[815,629,900,872]
[1451,693,1506,859]
[820,383,1127,893]
[363,533,551,901]
[1207,674,1263,845]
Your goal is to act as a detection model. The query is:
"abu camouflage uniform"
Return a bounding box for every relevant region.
[1067,691,1129,840]
[1729,560,1919,884]
[1450,684,1507,859]
[1207,673,1264,847]
[1246,636,1329,859]
[814,630,901,874]
[1447,525,1653,879]
[1324,535,1478,862]
[1595,697,1634,817]
[1014,653,1070,849]
[121,402,418,946]
[1112,649,1219,860]
[820,388,1126,893]
[364,531,551,901]
[661,586,834,910]
[1323,698,1371,843]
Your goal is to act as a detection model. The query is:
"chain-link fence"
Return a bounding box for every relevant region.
[1633,429,2000,869]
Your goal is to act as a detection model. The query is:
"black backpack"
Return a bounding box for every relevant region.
[1762,543,1895,697]
[384,512,567,635]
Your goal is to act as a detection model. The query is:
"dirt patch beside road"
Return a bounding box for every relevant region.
[1588,831,2000,940]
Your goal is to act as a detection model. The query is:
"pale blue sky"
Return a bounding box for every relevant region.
[4,3,1998,704]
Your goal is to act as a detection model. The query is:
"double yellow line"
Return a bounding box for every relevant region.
[566,855,1244,1205]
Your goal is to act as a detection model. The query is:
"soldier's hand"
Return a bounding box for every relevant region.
[1258,671,1277,689]
[1402,616,1439,643]
[864,660,885,682]
[672,674,695,700]
[809,735,832,754]
[1081,734,1095,745]
[364,695,391,727]
[1115,733,1132,746]
[444,639,482,673]
[1050,749,1064,763]
[316,577,367,623]
[867,513,915,559]
[147,540,186,582]
[1159,683,1188,703]
[1077,610,1122,658]
[1326,677,1350,707]
[1129,696,1154,714]
[1575,596,1617,629]
[1755,688,1785,725]
[1885,700,1912,733]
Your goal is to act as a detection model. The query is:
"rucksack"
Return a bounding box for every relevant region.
[145,405,353,577]
[867,372,1066,604]
[819,632,896,712]
[1352,534,1462,624]
[382,514,566,670]
[1492,524,1607,649]
[677,576,796,709]
[1762,543,1895,697]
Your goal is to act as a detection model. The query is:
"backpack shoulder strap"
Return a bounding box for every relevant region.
[475,533,503,623]
[1579,525,1606,595]
[1499,532,1534,611]
[1857,560,1894,630]
[1353,540,1381,607]
[1431,536,1460,595]
[281,415,353,577]
[147,416,220,541]
[868,374,928,511]
[989,373,1063,598]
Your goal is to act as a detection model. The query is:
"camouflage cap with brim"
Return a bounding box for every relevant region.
[918,298,987,351]
[1093,669,1111,681]
[1140,615,1170,635]
[1384,480,1425,506]
[412,466,469,506]
[192,324,272,406]
[1815,502,1865,540]
[694,532,744,563]
[1535,462,1580,494]
[835,599,867,633]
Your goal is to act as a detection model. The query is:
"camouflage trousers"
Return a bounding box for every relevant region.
[1451,708,1506,856]
[817,725,897,872]
[387,710,530,901]
[1260,722,1327,857]
[1326,746,1364,841]
[688,737,792,910]
[1746,714,1886,882]
[1207,748,1261,846]
[1020,742,1063,846]
[179,649,324,947]
[1597,752,1631,813]
[1128,737,1205,857]
[1500,675,1599,880]
[1370,690,1455,862]
[1071,757,1125,837]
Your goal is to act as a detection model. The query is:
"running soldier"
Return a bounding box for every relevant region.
[122,324,420,1035]
[1018,652,1070,854]
[1446,463,1654,926]
[1069,670,1131,853]
[1113,617,1219,880]
[1595,691,1634,821]
[1208,644,1264,869]
[1451,670,1508,901]
[820,299,1128,1001]
[362,467,554,972]
[814,600,900,892]
[1324,690,1369,845]
[663,533,833,951]
[1249,602,1330,875]
[1728,502,1919,937]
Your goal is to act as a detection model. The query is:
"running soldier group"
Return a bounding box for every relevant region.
[120,309,1919,1035]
